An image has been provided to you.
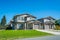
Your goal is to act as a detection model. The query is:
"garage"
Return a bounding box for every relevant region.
[33,24,39,29]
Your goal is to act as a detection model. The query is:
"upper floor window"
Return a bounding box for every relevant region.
[17,17,20,20]
[17,16,24,20]
[20,17,24,20]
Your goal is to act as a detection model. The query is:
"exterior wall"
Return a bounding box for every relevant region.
[44,24,55,30]
[15,15,36,22]
[44,19,50,22]
[44,19,55,23]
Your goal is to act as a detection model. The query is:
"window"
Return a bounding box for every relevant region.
[17,16,24,20]
[30,17,31,19]
[17,17,20,20]
[20,17,24,20]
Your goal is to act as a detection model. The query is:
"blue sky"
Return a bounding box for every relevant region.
[0,0,60,23]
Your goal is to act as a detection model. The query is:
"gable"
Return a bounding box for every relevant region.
[13,14,36,20]
[44,16,55,20]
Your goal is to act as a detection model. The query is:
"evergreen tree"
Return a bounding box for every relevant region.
[1,15,6,26]
[0,23,1,27]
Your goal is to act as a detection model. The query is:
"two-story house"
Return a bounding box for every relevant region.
[10,14,56,30]
[38,16,55,30]
[10,14,41,30]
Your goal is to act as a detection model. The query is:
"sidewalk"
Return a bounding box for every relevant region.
[36,29,60,35]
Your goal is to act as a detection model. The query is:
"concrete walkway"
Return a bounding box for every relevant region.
[36,29,60,35]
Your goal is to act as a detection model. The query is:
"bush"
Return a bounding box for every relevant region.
[55,25,60,30]
[6,25,12,30]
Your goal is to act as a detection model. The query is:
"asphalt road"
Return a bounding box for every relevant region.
[16,35,60,40]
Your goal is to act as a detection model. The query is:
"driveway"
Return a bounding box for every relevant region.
[36,29,60,35]
[15,35,60,40]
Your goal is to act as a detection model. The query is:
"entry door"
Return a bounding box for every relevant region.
[18,24,23,29]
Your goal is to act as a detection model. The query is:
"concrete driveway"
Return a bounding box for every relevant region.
[36,29,60,35]
[15,35,60,40]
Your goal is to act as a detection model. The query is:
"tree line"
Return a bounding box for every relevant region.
[0,15,12,30]
[0,16,6,27]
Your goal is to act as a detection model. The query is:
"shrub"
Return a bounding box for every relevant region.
[55,25,60,30]
[6,25,12,30]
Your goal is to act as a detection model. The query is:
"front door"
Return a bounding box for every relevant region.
[28,23,33,29]
[18,24,24,29]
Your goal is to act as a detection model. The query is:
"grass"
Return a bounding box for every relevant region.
[0,30,52,40]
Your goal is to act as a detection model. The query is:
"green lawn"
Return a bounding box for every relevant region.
[0,30,52,40]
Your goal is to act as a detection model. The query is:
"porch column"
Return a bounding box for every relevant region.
[39,24,41,29]
[16,24,19,29]
[27,23,28,29]
[25,23,26,30]
[33,24,34,30]
[53,25,55,29]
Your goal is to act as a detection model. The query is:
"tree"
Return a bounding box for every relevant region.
[55,19,60,25]
[0,22,1,27]
[55,19,60,30]
[1,15,6,26]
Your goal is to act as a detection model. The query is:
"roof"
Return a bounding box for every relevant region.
[38,16,55,20]
[13,14,36,19]
[33,21,42,24]
[44,21,55,25]
[27,20,41,24]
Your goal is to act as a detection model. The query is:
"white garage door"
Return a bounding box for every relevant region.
[45,25,49,30]
[34,25,39,29]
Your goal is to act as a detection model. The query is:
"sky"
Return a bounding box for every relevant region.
[0,0,60,23]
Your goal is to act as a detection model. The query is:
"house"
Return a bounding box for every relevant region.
[10,14,56,30]
[10,14,41,30]
[38,16,55,30]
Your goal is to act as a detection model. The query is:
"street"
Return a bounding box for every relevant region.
[16,35,60,40]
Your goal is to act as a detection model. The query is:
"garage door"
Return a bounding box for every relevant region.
[34,25,39,29]
[45,25,49,30]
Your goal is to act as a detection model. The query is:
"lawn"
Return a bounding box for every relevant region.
[0,30,52,40]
